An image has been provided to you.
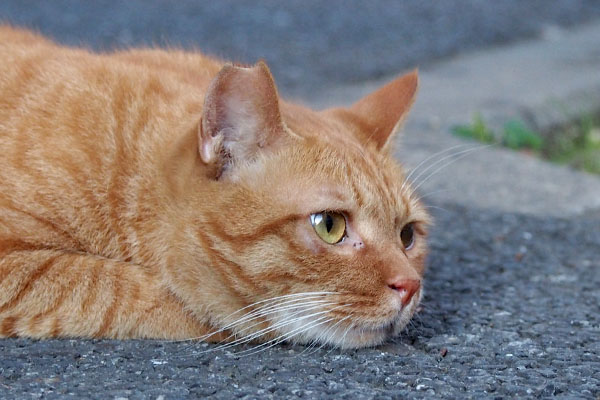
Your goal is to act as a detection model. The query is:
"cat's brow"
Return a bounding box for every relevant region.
[318,188,346,202]
[309,188,352,211]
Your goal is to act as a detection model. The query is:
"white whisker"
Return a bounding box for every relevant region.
[234,316,337,357]
[219,298,335,334]
[414,188,453,200]
[219,291,337,330]
[232,304,352,357]
[204,301,340,352]
[178,292,339,343]
[410,144,491,194]
[338,319,356,349]
[400,144,475,193]
[422,205,450,213]
[306,315,353,355]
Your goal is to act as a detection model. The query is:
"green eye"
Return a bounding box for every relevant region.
[310,211,346,244]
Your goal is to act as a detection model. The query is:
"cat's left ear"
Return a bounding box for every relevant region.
[335,69,418,151]
[199,61,287,178]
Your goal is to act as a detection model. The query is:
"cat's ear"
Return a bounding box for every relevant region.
[199,61,287,178]
[343,69,418,151]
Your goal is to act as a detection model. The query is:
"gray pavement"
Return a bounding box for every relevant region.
[317,21,600,218]
[1,207,598,399]
[2,0,600,99]
[1,2,600,399]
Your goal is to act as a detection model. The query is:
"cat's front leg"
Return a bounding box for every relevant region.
[0,248,215,340]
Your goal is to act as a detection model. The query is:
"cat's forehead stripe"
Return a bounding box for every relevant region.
[340,145,403,220]
[344,162,365,209]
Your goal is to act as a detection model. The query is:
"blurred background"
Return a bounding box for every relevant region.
[1,0,600,100]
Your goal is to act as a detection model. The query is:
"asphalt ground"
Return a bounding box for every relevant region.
[1,1,600,399]
[1,205,598,399]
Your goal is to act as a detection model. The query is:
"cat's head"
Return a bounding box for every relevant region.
[186,62,429,349]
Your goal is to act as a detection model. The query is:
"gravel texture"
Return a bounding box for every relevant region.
[1,2,600,399]
[1,205,598,399]
[2,0,600,99]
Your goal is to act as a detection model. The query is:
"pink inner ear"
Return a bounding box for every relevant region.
[348,69,418,149]
[199,123,218,164]
[198,62,286,172]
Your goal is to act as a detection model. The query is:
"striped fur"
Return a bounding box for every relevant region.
[0,27,429,348]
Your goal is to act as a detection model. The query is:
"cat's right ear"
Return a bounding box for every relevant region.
[325,69,418,152]
[199,62,287,179]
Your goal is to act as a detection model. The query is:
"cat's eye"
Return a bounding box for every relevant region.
[400,223,415,250]
[310,212,346,244]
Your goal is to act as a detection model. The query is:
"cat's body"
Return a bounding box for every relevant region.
[0,27,429,349]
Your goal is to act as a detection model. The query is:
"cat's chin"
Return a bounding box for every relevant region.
[335,307,420,349]
[282,320,391,349]
[281,293,422,350]
[295,317,404,349]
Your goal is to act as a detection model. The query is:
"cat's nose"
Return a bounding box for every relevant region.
[388,279,420,306]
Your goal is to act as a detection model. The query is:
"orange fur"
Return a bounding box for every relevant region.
[0,26,429,348]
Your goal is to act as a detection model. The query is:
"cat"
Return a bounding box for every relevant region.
[0,26,430,349]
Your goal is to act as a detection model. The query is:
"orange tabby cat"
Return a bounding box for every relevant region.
[0,26,429,349]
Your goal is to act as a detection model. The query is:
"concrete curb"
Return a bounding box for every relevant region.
[310,21,600,218]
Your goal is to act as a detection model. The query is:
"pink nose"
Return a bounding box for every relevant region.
[388,279,421,306]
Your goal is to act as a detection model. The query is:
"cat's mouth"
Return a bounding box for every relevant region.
[338,314,412,348]
[266,290,422,349]
[287,305,418,349]
[342,321,396,348]
[324,292,423,348]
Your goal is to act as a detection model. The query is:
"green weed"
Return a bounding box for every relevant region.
[451,114,495,143]
[452,114,600,175]
[502,120,543,151]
